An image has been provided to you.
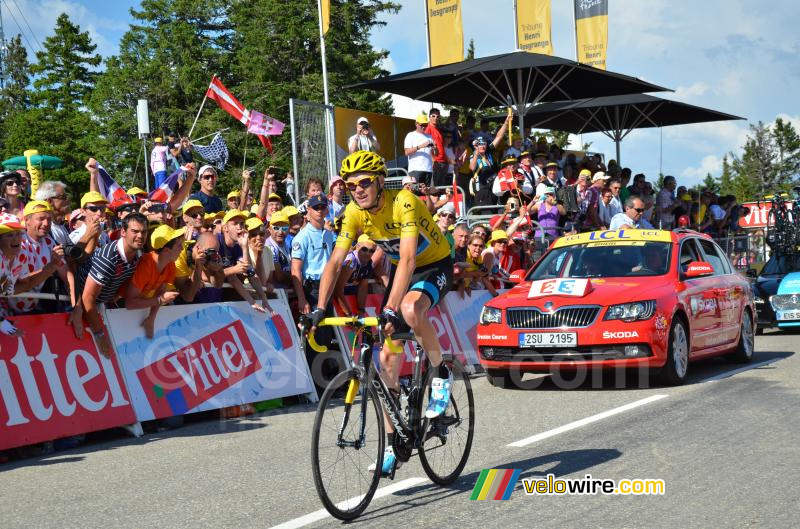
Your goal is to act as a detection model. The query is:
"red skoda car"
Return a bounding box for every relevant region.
[477,229,756,387]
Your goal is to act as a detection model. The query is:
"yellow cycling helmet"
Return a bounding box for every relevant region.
[340,150,387,178]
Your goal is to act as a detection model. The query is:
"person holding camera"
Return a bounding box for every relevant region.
[217,209,271,313]
[173,232,225,304]
[69,191,110,253]
[404,113,434,186]
[348,116,380,154]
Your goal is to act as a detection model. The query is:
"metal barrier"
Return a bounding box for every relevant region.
[717,231,768,271]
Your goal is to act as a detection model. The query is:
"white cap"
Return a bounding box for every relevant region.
[437,202,456,216]
[592,171,610,182]
[357,116,369,125]
[402,175,416,185]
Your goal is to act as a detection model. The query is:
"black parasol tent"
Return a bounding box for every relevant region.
[348,51,670,140]
[489,93,744,163]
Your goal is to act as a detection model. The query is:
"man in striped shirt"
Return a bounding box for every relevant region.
[70,213,147,357]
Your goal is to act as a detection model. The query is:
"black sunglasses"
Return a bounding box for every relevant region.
[630,207,645,213]
[84,205,105,212]
[185,210,204,219]
[311,204,329,212]
[359,247,376,254]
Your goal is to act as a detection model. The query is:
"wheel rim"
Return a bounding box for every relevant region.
[673,323,689,378]
[742,311,754,358]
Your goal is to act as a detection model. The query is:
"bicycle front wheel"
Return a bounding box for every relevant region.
[311,369,385,520]
[418,356,475,485]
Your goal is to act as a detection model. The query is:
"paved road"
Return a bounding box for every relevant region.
[2,331,798,529]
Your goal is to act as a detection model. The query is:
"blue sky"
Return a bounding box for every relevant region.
[5,0,799,187]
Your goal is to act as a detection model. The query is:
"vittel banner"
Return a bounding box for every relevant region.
[0,314,136,450]
[105,301,314,422]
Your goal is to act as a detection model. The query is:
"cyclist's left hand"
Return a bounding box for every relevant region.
[381,307,400,336]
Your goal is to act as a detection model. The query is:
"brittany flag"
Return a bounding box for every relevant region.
[470,469,521,500]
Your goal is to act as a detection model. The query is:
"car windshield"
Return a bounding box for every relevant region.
[529,241,673,280]
[761,254,800,275]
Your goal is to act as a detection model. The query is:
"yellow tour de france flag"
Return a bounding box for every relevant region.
[320,0,330,34]
[574,0,608,69]
[426,0,464,67]
[515,0,553,55]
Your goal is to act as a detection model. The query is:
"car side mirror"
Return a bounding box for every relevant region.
[745,268,758,279]
[683,261,714,279]
[508,269,526,283]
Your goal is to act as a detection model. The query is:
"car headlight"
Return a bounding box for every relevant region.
[770,294,800,311]
[604,300,656,322]
[479,306,502,325]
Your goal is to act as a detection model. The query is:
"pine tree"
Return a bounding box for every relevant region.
[4,14,101,191]
[30,13,101,110]
[730,122,779,199]
[718,155,734,195]
[0,35,31,154]
[773,117,800,186]
[702,173,719,194]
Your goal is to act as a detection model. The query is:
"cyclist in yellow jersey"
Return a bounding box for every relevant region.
[310,151,454,476]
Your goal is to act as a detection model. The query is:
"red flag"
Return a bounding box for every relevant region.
[497,167,517,192]
[205,76,272,152]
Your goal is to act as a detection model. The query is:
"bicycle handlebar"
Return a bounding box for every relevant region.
[299,315,404,354]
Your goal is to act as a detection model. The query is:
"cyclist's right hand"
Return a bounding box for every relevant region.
[380,307,401,337]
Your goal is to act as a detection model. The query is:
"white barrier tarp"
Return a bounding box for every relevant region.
[440,290,508,366]
[105,301,315,421]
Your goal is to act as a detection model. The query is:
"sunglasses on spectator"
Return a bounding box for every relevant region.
[271,224,290,232]
[345,176,377,192]
[311,204,329,212]
[52,194,68,200]
[200,173,217,180]
[116,204,138,213]
[4,181,20,187]
[84,205,105,212]
[439,212,455,219]
[629,207,645,213]
[185,210,204,219]
[148,203,168,213]
[359,247,376,254]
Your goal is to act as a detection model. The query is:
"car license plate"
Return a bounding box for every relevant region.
[778,310,800,320]
[519,332,577,348]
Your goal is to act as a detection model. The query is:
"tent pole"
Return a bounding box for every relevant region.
[517,69,525,147]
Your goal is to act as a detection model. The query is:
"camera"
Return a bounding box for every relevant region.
[62,242,85,261]
[245,266,257,278]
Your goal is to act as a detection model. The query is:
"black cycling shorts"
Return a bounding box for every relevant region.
[383,255,454,310]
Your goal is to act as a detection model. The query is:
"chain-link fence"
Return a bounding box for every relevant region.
[289,98,335,205]
[718,231,769,272]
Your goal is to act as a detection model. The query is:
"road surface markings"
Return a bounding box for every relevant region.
[270,477,427,529]
[508,394,669,448]
[698,357,783,383]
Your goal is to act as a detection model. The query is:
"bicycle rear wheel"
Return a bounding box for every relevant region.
[311,369,384,520]
[418,356,475,485]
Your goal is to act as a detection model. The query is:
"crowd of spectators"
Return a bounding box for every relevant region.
[0,113,755,458]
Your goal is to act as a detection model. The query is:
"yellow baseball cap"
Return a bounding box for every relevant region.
[489,229,510,244]
[282,205,300,218]
[268,193,283,202]
[127,187,147,196]
[222,209,247,224]
[245,217,264,232]
[416,112,429,124]
[150,225,186,250]
[227,190,241,200]
[357,234,374,245]
[23,200,53,217]
[182,199,204,213]
[269,210,289,225]
[81,191,109,208]
[579,169,592,177]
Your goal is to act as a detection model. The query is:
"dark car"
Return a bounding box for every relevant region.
[751,253,800,332]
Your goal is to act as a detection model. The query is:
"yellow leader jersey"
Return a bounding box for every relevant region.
[336,189,451,267]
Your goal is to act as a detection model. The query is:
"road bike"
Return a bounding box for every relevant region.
[761,189,799,255]
[300,316,475,520]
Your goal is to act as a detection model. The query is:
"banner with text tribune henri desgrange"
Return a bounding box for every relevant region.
[426,0,464,67]
[516,0,553,55]
[574,0,608,69]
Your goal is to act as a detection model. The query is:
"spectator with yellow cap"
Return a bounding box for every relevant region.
[486,229,521,289]
[226,189,241,211]
[70,190,110,253]
[0,213,27,328]
[265,210,291,289]
[245,216,274,293]
[181,199,205,240]
[217,209,270,313]
[404,112,434,187]
[282,204,304,246]
[124,224,185,338]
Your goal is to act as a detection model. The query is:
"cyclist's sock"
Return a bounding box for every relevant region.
[387,432,396,448]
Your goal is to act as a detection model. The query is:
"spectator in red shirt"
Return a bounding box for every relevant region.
[426,108,449,187]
